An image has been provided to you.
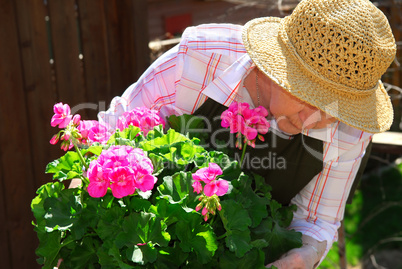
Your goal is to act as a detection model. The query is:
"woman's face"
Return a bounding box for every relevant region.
[268,82,337,135]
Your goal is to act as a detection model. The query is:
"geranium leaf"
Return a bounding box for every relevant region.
[43,188,82,232]
[32,182,65,227]
[62,236,99,269]
[108,245,135,269]
[265,222,302,262]
[176,213,217,264]
[148,153,165,176]
[115,212,170,248]
[218,247,266,269]
[155,247,189,268]
[157,171,198,207]
[225,229,252,258]
[126,244,157,265]
[35,229,62,269]
[83,145,103,156]
[220,200,252,231]
[96,206,125,244]
[238,183,269,228]
[45,151,82,181]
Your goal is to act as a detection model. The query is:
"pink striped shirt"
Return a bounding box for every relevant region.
[99,23,372,262]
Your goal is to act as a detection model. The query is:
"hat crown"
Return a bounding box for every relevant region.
[281,0,396,90]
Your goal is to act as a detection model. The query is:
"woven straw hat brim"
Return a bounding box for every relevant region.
[242,17,394,133]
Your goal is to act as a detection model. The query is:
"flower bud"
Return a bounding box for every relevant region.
[202,207,208,216]
[72,114,81,125]
[62,132,71,141]
[50,134,59,145]
[195,204,203,212]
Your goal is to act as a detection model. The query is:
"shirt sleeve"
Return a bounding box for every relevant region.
[98,44,181,129]
[288,124,373,264]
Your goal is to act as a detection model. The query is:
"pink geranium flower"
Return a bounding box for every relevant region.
[78,120,111,145]
[109,166,136,198]
[193,163,228,222]
[51,102,72,128]
[203,180,229,197]
[192,163,228,197]
[221,101,270,149]
[192,163,223,184]
[117,107,165,135]
[133,167,157,192]
[87,162,109,198]
[87,145,156,199]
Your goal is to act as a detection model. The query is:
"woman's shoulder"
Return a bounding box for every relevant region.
[180,23,245,51]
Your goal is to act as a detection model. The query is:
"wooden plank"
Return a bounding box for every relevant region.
[103,0,138,94]
[14,0,59,189]
[0,0,39,268]
[47,0,86,108]
[76,0,113,119]
[77,0,149,120]
[0,5,15,269]
[133,0,150,79]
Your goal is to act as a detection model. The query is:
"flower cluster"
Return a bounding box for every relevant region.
[50,103,82,151]
[87,145,156,198]
[192,163,229,221]
[221,102,270,148]
[78,120,111,145]
[117,107,165,135]
[50,103,165,150]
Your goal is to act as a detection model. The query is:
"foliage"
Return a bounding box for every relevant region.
[32,112,302,269]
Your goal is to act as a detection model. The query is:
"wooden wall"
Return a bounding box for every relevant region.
[0,0,149,268]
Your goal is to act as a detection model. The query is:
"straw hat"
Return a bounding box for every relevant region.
[242,0,396,133]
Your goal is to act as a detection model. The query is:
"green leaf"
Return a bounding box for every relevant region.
[154,247,189,268]
[225,229,252,258]
[43,188,83,232]
[35,229,62,269]
[176,213,218,264]
[140,129,205,167]
[236,181,269,228]
[107,244,135,269]
[266,222,302,262]
[218,248,266,269]
[32,182,65,226]
[127,196,152,212]
[62,236,100,269]
[45,151,83,181]
[168,114,208,143]
[115,212,170,248]
[83,145,103,156]
[96,206,126,244]
[149,198,188,226]
[220,200,252,232]
[148,153,165,176]
[126,243,157,265]
[157,171,198,207]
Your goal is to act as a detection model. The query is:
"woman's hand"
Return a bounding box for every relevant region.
[266,235,326,269]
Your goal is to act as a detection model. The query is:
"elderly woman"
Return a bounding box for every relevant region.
[98,0,396,267]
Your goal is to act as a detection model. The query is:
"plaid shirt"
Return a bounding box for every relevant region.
[99,23,372,260]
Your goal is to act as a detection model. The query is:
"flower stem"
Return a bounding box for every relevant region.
[240,142,247,168]
[216,232,227,240]
[73,141,89,171]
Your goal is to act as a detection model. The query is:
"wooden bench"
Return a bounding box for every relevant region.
[372,131,402,155]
